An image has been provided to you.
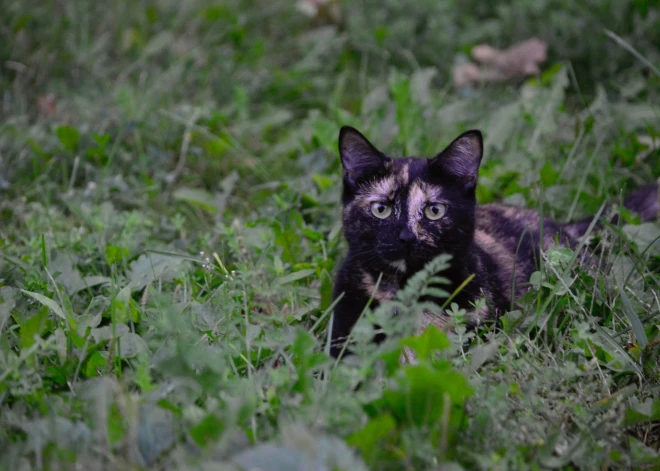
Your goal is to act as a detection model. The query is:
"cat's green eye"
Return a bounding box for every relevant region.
[424,203,446,220]
[370,202,392,219]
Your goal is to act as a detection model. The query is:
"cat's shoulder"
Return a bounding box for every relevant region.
[476,202,542,231]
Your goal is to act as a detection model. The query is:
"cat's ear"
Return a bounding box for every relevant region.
[338,126,389,182]
[430,130,483,189]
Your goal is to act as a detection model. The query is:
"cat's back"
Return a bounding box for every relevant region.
[475,202,572,249]
[473,203,573,300]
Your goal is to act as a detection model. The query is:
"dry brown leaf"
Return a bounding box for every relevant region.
[36,93,57,117]
[296,0,342,25]
[453,63,482,88]
[454,38,548,87]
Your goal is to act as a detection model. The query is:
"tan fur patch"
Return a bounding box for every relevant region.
[399,163,410,185]
[361,271,396,302]
[418,310,449,334]
[353,176,397,213]
[407,181,443,244]
[465,302,490,324]
[474,229,521,299]
[359,176,396,201]
[390,259,407,273]
[496,204,540,229]
[543,232,565,251]
[482,204,568,252]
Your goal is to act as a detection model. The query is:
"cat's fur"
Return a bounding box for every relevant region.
[329,125,659,358]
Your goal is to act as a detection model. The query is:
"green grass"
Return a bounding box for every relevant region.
[1,1,660,469]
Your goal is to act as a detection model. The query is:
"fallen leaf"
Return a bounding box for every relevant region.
[37,93,57,117]
[296,0,342,24]
[454,38,548,87]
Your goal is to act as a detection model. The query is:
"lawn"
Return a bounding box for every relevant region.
[1,1,659,469]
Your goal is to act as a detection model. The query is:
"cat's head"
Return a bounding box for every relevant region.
[338,126,483,273]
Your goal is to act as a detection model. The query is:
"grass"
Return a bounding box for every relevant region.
[1,0,659,469]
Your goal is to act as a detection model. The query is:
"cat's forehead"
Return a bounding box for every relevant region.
[391,157,428,185]
[355,156,444,202]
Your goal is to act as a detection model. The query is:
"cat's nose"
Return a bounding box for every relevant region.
[399,228,416,244]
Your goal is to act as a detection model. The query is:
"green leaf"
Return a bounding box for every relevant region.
[540,161,560,187]
[312,173,334,191]
[470,340,501,370]
[136,404,176,467]
[400,324,451,360]
[51,253,111,295]
[128,252,187,291]
[301,227,322,241]
[110,284,139,323]
[0,286,17,333]
[623,397,660,426]
[173,187,219,213]
[22,417,91,455]
[622,223,660,256]
[21,289,67,321]
[84,352,106,377]
[56,125,81,152]
[276,269,316,285]
[105,245,130,264]
[232,444,307,471]
[189,413,224,446]
[591,324,643,376]
[423,287,451,300]
[273,213,304,264]
[116,332,148,359]
[319,269,333,312]
[369,362,473,429]
[273,255,284,276]
[291,329,326,400]
[76,297,107,337]
[79,276,112,293]
[19,305,49,349]
[633,0,650,17]
[617,281,648,348]
[91,324,130,342]
[54,327,67,363]
[347,414,396,461]
[484,101,521,152]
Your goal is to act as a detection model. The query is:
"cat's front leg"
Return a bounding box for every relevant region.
[328,267,376,358]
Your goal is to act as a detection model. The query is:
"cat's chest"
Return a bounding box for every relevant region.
[359,270,404,303]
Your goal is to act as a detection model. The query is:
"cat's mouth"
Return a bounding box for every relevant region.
[383,245,420,269]
[383,244,437,270]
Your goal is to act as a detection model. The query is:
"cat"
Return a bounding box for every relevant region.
[329,125,659,358]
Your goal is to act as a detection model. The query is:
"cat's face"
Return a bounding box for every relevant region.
[338,126,483,273]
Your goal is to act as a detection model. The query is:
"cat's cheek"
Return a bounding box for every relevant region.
[423,219,450,238]
[344,224,377,244]
[412,222,438,246]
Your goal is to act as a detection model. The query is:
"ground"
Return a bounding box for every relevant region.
[1,1,659,470]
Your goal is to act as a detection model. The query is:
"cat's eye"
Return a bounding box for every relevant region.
[424,203,446,220]
[370,202,392,219]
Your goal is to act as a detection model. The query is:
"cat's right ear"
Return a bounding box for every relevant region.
[338,126,389,183]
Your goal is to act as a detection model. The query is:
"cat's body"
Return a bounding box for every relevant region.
[329,126,659,358]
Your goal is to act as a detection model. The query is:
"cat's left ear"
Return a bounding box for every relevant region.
[430,130,483,189]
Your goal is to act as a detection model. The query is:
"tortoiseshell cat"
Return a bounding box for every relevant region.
[329,126,659,358]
